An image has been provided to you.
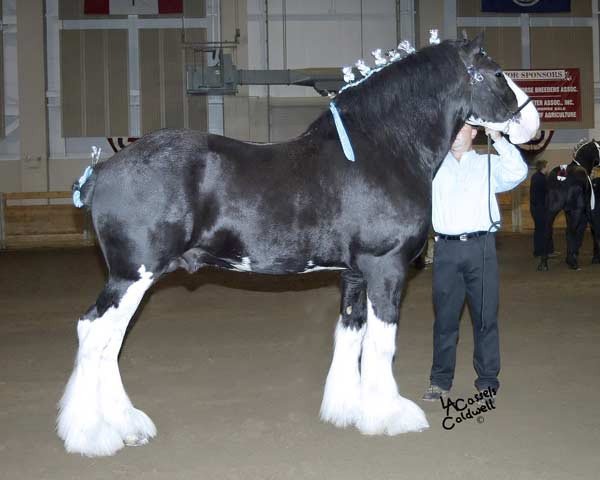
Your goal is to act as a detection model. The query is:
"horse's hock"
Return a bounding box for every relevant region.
[0,191,95,250]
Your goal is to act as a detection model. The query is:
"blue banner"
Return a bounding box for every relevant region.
[481,0,570,13]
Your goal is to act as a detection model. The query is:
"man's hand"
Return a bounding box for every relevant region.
[485,128,502,141]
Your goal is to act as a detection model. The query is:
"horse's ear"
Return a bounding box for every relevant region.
[462,31,484,59]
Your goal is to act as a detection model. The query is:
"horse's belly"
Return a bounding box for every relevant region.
[221,255,347,275]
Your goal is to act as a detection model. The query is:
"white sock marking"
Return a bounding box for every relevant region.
[320,318,366,427]
[57,266,156,457]
[355,297,429,435]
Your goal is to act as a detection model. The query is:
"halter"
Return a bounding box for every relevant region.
[572,140,600,210]
[466,63,532,120]
[573,139,600,166]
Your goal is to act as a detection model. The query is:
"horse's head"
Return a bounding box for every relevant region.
[573,138,600,171]
[458,34,539,144]
[592,139,600,168]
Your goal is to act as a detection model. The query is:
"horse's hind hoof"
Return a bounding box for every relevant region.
[124,434,151,447]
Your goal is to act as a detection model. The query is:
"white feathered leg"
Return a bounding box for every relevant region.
[355,297,429,435]
[320,318,366,427]
[57,266,155,457]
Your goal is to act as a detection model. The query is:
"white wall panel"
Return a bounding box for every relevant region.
[248,0,397,98]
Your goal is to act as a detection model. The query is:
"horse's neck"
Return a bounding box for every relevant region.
[428,114,471,175]
[385,93,470,175]
[573,153,594,175]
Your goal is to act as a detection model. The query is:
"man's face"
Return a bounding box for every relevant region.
[452,124,477,151]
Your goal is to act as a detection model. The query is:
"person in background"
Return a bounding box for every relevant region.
[530,158,554,258]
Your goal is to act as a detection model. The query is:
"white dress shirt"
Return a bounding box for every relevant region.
[432,137,527,235]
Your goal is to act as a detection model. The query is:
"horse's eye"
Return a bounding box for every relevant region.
[494,71,502,78]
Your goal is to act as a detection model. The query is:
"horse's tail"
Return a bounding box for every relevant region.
[72,166,97,209]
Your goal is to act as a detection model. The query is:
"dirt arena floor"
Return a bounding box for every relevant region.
[1,232,598,480]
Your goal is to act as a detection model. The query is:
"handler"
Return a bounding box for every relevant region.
[422,124,527,402]
[530,158,554,257]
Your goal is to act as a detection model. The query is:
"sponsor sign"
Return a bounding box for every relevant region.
[505,69,581,122]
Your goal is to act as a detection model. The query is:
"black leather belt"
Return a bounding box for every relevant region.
[435,231,490,242]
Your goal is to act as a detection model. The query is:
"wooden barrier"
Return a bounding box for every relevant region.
[0,191,95,249]
[0,179,566,249]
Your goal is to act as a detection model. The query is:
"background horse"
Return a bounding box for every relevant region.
[538,140,600,271]
[58,35,538,456]
[591,177,600,263]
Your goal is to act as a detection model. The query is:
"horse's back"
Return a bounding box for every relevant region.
[87,128,331,276]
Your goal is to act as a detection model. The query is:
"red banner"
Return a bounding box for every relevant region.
[505,69,581,122]
[84,0,183,15]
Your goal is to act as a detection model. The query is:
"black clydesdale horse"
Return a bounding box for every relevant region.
[58,35,538,456]
[538,140,600,271]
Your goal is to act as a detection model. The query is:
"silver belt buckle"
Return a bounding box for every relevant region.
[459,233,468,242]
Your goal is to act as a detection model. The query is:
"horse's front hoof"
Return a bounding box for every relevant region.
[566,257,580,270]
[537,260,548,271]
[59,419,126,457]
[356,393,429,436]
[117,407,157,448]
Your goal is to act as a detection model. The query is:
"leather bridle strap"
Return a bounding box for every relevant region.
[511,97,532,117]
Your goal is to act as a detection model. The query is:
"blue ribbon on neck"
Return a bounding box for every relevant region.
[329,102,355,162]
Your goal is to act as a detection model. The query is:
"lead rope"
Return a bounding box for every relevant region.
[480,134,502,332]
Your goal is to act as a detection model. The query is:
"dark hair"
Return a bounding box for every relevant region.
[534,159,548,172]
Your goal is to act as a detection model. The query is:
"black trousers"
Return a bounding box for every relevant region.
[531,206,553,257]
[429,234,500,392]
